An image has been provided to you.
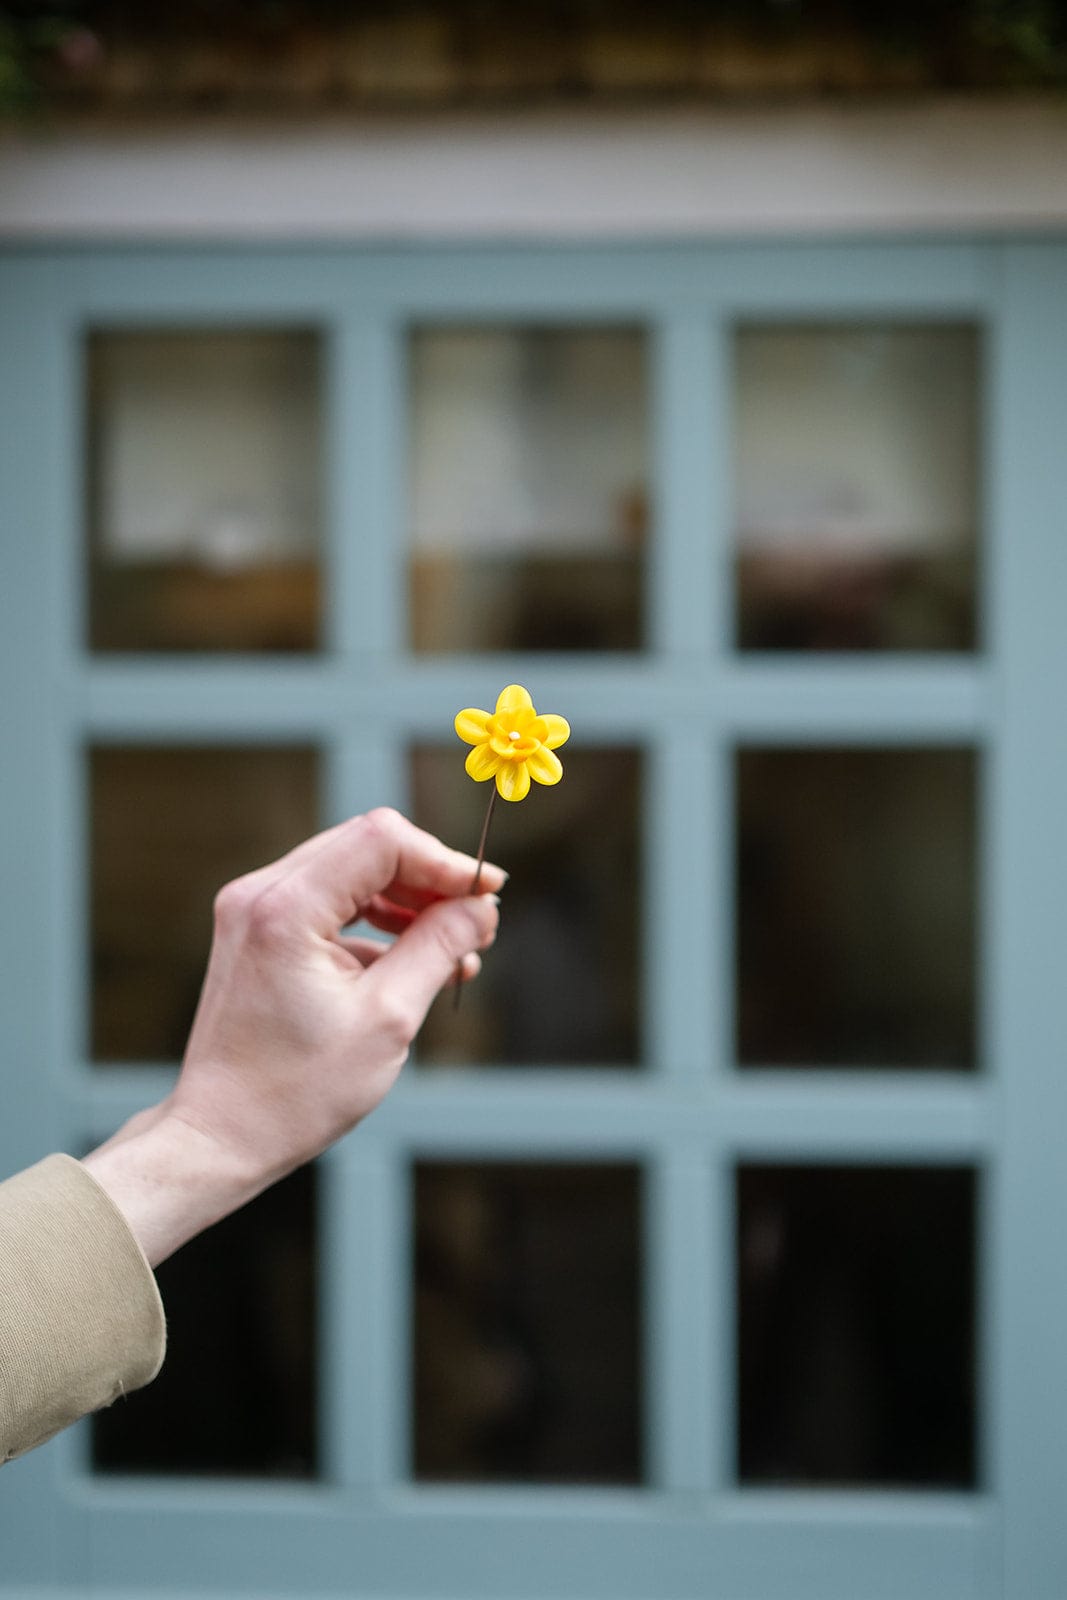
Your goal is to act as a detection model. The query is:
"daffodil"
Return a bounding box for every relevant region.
[455,683,570,803]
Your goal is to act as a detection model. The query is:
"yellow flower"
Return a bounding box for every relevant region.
[455,684,570,802]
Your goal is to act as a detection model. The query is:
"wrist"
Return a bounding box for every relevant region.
[82,1107,263,1267]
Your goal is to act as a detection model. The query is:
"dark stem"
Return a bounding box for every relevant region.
[454,786,498,1009]
[470,786,498,893]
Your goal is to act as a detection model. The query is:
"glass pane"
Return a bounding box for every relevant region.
[87,329,323,651]
[735,324,980,651]
[412,745,642,1066]
[409,327,649,652]
[413,1161,643,1483]
[90,746,319,1062]
[737,1164,977,1487]
[736,747,977,1069]
[92,1165,317,1477]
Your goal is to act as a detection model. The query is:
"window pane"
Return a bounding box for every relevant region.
[736,747,977,1069]
[735,325,980,651]
[92,1165,317,1477]
[87,330,323,651]
[414,1162,643,1483]
[411,745,642,1067]
[409,327,649,652]
[90,746,319,1062]
[737,1165,977,1487]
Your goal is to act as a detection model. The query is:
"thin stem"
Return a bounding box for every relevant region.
[454,786,498,1009]
[470,786,498,893]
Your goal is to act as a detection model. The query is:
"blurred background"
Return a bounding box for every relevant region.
[3,4,1067,1599]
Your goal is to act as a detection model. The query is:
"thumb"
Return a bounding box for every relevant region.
[359,894,499,1030]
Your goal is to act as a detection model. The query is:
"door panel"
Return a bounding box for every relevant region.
[1,239,1054,1600]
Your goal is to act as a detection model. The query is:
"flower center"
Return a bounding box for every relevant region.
[508,730,520,742]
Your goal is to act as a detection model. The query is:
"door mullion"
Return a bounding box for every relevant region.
[318,1139,403,1488]
[332,310,406,662]
[648,727,719,1083]
[647,1149,719,1493]
[650,308,722,659]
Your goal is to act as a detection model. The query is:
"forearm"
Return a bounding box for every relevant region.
[82,1108,263,1268]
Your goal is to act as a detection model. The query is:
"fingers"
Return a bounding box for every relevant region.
[359,893,499,1029]
[370,882,448,914]
[336,931,483,984]
[452,950,483,985]
[267,809,506,935]
[362,895,417,937]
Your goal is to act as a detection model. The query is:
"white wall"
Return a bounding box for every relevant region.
[2,99,1067,239]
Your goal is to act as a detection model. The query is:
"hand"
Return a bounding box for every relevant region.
[83,809,503,1264]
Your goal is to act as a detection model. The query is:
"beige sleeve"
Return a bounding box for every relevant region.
[0,1153,166,1464]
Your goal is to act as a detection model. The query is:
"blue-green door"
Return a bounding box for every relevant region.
[2,238,1065,1599]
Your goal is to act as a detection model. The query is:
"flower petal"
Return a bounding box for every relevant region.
[465,744,499,782]
[455,708,491,745]
[526,745,563,786]
[539,713,570,750]
[496,760,531,802]
[495,683,534,716]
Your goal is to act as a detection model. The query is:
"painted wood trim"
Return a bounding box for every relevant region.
[3,102,1067,242]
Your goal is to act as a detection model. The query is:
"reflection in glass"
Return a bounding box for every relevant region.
[412,745,642,1066]
[93,1165,317,1477]
[414,1162,642,1483]
[736,748,977,1069]
[735,325,980,651]
[409,327,649,652]
[90,746,319,1062]
[737,1164,977,1487]
[87,330,322,651]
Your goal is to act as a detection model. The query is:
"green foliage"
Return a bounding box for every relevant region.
[3,0,1067,118]
[972,0,1067,81]
[0,3,79,114]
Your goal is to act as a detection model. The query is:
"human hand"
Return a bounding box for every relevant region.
[83,809,503,1264]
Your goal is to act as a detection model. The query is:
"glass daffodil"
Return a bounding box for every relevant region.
[455,684,570,802]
